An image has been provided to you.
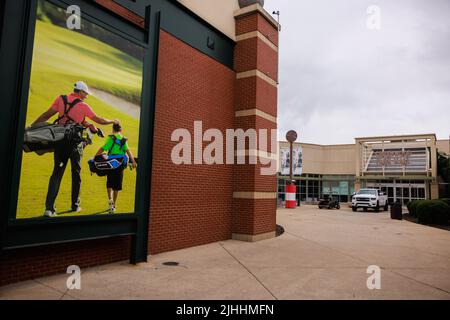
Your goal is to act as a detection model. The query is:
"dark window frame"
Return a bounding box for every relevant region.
[0,0,160,263]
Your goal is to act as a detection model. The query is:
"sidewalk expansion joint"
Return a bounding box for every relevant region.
[219,242,278,300]
[33,278,79,300]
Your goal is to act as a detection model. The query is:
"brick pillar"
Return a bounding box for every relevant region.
[232,4,279,242]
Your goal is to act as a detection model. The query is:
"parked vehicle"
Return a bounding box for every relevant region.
[352,189,389,212]
[349,192,356,208]
[318,194,341,210]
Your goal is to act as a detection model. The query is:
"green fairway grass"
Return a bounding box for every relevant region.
[16,20,143,219]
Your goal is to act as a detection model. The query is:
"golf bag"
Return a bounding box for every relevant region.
[88,135,129,177]
[23,122,86,155]
[88,154,129,177]
[23,95,86,155]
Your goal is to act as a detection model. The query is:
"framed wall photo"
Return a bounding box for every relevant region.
[16,0,144,219]
[0,0,161,259]
[1,0,232,263]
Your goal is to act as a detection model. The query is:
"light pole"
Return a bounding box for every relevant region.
[272,10,281,31]
[285,130,298,209]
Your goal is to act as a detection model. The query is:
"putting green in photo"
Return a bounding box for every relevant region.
[16,16,144,219]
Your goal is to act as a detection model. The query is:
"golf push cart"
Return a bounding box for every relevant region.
[318,194,341,210]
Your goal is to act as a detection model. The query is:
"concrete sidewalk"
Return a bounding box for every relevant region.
[1,206,450,300]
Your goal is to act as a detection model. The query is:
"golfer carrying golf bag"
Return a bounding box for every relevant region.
[94,123,137,214]
[31,81,120,217]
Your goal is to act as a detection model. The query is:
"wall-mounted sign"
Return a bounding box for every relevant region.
[374,151,411,167]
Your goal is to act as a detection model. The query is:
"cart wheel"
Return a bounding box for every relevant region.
[336,205,340,209]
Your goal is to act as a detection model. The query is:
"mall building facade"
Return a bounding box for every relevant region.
[278,134,450,205]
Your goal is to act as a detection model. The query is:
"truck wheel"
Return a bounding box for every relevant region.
[384,203,389,211]
[352,207,357,212]
[375,202,380,212]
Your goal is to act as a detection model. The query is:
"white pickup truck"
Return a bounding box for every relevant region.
[352,189,389,212]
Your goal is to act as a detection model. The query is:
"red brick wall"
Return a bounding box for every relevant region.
[235,37,278,81]
[148,30,235,254]
[94,0,144,27]
[235,14,279,47]
[235,77,277,117]
[232,9,278,238]
[234,163,277,192]
[0,237,131,286]
[232,199,276,235]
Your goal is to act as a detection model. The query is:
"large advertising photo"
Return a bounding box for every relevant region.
[16,0,144,219]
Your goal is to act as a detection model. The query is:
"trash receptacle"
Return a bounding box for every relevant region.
[390,201,403,220]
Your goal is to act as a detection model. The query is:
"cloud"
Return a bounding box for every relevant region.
[264,0,450,144]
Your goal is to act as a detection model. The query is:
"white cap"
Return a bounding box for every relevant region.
[74,81,92,95]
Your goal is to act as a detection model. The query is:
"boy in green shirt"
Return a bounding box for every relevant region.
[96,123,137,213]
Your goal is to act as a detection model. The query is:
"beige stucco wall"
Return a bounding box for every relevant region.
[300,144,323,174]
[177,0,240,40]
[437,140,450,155]
[279,142,356,175]
[321,145,356,175]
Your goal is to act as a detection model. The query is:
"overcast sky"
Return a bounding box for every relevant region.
[263,0,450,144]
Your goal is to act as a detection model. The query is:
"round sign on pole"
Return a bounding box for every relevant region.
[286,130,298,143]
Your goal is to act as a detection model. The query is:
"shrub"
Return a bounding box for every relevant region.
[407,201,413,212]
[416,200,450,225]
[440,198,450,207]
[407,200,424,218]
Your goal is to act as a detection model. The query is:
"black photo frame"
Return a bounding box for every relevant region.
[0,0,160,263]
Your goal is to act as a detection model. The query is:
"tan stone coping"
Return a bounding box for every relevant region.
[232,231,276,242]
[235,108,277,123]
[235,149,278,160]
[236,31,278,52]
[237,70,277,87]
[234,3,280,30]
[233,192,277,199]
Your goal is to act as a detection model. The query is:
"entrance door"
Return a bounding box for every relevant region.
[387,187,394,204]
[366,181,426,204]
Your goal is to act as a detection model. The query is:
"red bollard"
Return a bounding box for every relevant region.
[285,184,297,209]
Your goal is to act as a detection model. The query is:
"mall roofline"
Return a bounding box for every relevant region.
[279,141,355,147]
[355,133,437,142]
[279,133,442,147]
